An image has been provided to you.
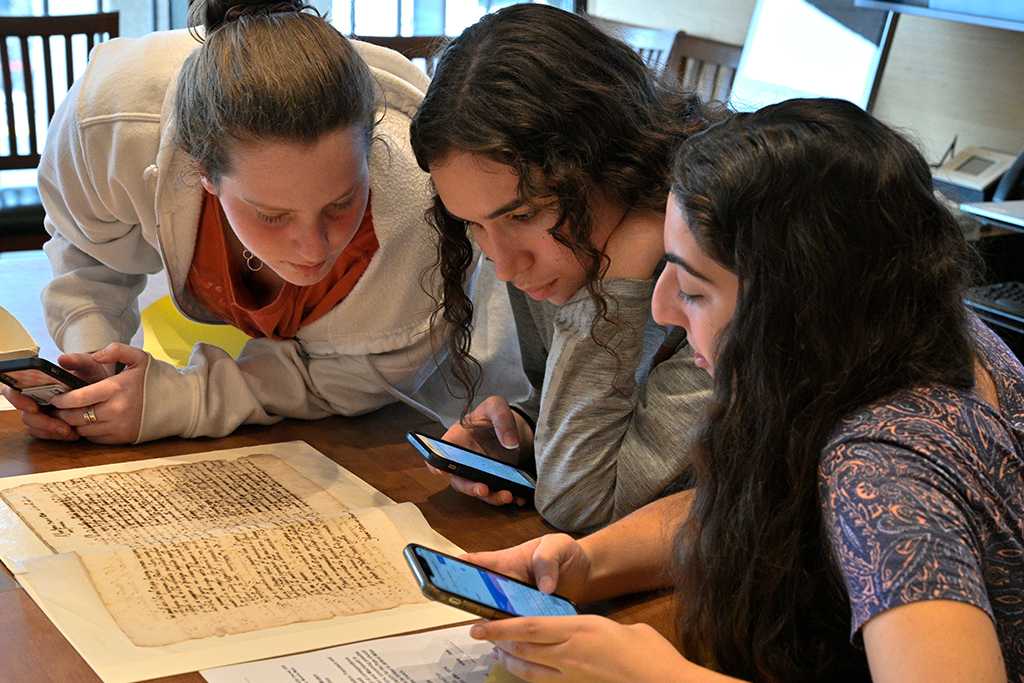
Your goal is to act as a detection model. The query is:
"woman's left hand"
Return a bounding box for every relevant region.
[471,615,699,683]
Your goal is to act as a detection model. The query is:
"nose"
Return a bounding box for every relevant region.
[291,216,331,263]
[480,231,531,283]
[652,267,688,330]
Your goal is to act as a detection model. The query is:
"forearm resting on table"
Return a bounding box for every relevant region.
[577,490,688,603]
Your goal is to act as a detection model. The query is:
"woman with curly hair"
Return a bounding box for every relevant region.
[410,3,721,531]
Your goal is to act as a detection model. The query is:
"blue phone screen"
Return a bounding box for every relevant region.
[417,548,577,617]
[424,437,535,488]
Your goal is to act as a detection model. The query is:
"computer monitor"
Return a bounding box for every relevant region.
[729,0,896,113]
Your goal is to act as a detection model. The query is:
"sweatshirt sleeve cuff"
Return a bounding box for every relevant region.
[134,358,196,442]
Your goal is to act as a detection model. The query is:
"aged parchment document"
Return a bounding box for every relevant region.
[0,454,349,553]
[0,454,427,647]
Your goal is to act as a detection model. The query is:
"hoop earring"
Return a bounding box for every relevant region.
[242,249,263,272]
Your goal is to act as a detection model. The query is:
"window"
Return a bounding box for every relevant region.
[0,0,580,191]
[3,1,582,39]
[330,0,576,37]
[0,0,112,191]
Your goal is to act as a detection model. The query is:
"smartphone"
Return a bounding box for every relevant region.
[403,543,578,619]
[407,431,536,500]
[0,357,87,406]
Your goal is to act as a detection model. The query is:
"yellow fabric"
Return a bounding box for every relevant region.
[141,295,249,368]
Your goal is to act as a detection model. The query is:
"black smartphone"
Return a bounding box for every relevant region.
[407,431,536,500]
[403,543,578,619]
[0,357,87,406]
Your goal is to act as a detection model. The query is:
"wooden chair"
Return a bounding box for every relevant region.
[591,17,681,74]
[0,13,119,252]
[352,35,448,77]
[666,33,743,104]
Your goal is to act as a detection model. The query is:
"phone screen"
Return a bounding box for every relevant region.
[412,546,577,617]
[0,368,80,405]
[417,434,535,488]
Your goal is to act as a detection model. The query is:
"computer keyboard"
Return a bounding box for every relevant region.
[965,281,1024,321]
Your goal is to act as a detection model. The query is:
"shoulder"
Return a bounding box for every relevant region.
[823,319,1024,486]
[819,384,1023,627]
[819,320,1024,647]
[973,316,1024,419]
[355,41,432,234]
[820,392,977,521]
[351,40,429,121]
[74,30,200,121]
[820,385,1015,527]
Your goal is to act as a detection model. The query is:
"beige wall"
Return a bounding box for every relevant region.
[591,0,1024,163]
[872,14,1024,162]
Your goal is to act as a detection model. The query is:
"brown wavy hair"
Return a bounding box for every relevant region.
[669,98,980,682]
[408,3,723,411]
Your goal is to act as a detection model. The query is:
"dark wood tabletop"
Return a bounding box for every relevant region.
[0,403,674,683]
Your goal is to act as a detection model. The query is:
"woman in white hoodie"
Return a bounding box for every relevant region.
[3,0,525,444]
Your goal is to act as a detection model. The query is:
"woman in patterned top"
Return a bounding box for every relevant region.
[457,98,1023,682]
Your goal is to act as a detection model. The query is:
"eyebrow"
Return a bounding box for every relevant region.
[242,187,356,213]
[665,253,713,283]
[447,198,528,223]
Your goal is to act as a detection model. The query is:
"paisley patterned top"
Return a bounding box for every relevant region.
[821,320,1024,681]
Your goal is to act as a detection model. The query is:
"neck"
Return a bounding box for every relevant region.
[973,357,1000,412]
[596,200,666,281]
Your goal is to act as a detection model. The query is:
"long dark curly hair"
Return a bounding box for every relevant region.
[670,98,980,682]
[409,3,721,411]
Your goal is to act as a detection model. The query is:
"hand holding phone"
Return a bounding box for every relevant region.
[403,543,578,619]
[0,357,88,406]
[407,431,536,501]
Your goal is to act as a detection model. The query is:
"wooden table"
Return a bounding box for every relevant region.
[0,404,674,683]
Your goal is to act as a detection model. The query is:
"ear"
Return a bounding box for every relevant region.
[200,176,218,195]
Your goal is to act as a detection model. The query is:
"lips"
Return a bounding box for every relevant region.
[517,280,556,301]
[290,259,329,277]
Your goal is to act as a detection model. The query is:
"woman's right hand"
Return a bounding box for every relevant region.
[2,350,110,441]
[3,381,82,441]
[431,395,535,506]
[463,533,593,603]
[7,345,149,444]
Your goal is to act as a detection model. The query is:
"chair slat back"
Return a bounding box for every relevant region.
[666,33,743,104]
[0,13,119,171]
[591,17,681,75]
